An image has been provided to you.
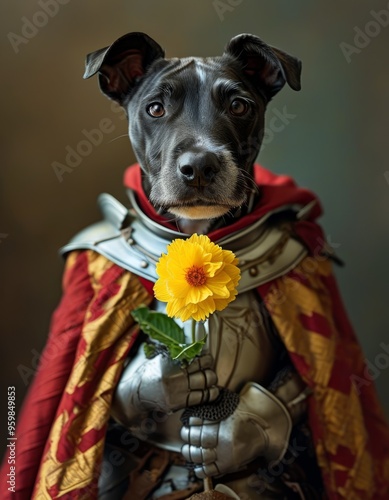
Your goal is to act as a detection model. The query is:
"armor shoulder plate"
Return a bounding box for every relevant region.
[60,192,308,292]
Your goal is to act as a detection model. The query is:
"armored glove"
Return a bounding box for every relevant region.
[112,347,219,427]
[180,382,293,478]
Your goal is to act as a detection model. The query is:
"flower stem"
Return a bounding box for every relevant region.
[204,477,213,491]
[191,318,196,344]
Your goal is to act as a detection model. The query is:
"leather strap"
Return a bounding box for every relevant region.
[124,448,170,500]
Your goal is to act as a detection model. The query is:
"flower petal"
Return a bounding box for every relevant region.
[184,285,212,305]
[153,233,241,320]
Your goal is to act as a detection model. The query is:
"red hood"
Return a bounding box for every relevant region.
[123,163,325,254]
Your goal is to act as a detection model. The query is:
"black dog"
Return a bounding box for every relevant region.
[84,32,301,233]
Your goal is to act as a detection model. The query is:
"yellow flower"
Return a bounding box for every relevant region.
[154,234,240,322]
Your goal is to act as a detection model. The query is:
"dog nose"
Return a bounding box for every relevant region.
[178,152,220,187]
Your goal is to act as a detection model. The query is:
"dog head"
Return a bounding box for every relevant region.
[84,32,301,222]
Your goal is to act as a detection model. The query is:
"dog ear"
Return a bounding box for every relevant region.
[83,32,165,104]
[224,34,301,100]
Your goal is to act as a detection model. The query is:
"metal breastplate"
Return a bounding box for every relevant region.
[130,289,281,452]
[204,291,278,392]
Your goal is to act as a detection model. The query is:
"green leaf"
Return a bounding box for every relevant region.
[143,343,157,358]
[132,306,207,364]
[132,306,185,346]
[171,336,207,362]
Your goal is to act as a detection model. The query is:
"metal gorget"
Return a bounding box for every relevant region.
[61,189,309,292]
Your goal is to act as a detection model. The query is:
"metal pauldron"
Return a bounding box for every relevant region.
[60,190,309,292]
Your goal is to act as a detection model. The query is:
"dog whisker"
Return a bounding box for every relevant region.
[109,134,129,143]
[239,169,260,194]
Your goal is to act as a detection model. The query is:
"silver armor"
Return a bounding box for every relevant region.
[111,294,309,498]
[112,289,282,453]
[61,190,315,498]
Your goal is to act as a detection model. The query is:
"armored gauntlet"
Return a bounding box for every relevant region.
[181,371,310,478]
[111,347,219,427]
[181,382,292,477]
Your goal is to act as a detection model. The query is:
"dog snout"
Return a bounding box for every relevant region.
[178,151,220,187]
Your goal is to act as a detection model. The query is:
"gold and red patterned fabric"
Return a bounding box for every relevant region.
[258,258,389,499]
[1,164,388,498]
[0,250,152,499]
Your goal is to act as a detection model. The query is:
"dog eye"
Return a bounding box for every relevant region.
[229,98,249,116]
[147,102,165,117]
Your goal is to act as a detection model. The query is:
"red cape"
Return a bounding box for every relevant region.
[1,164,388,499]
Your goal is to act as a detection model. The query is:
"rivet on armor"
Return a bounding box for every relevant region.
[140,260,148,268]
[249,267,259,277]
